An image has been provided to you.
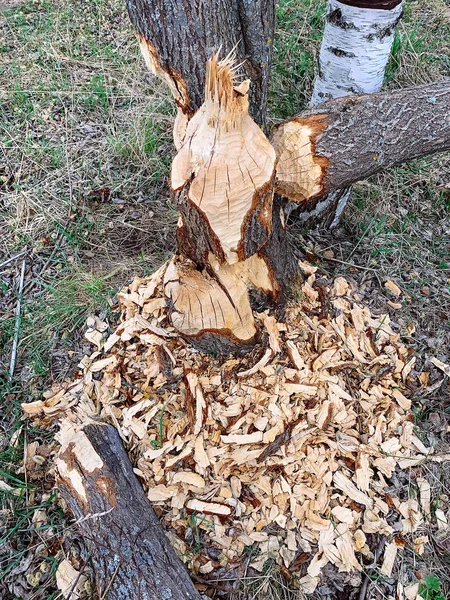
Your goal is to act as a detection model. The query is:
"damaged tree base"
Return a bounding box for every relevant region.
[24,263,446,598]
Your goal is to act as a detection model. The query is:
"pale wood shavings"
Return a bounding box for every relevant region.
[431,356,450,377]
[417,477,431,515]
[34,265,439,590]
[56,559,86,599]
[385,280,402,297]
[380,541,398,577]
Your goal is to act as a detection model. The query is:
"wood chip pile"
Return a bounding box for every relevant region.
[24,262,438,594]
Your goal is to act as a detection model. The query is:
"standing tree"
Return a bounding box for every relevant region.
[295,0,405,226]
[51,1,450,599]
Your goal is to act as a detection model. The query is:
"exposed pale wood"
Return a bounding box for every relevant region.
[31,266,436,594]
[56,421,201,600]
[163,255,257,352]
[172,54,276,265]
[163,54,294,352]
[273,80,450,204]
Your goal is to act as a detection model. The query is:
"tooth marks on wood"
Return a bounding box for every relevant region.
[272,114,330,203]
[171,54,276,267]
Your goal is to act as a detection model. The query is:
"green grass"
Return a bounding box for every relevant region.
[270,0,326,119]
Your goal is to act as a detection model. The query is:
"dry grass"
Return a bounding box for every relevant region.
[0,0,449,598]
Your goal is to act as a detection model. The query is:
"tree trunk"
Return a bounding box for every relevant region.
[294,0,404,227]
[56,421,202,600]
[125,0,275,133]
[54,4,450,598]
[311,0,404,105]
[273,80,450,203]
[164,54,297,354]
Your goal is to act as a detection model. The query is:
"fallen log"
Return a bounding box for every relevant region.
[56,421,201,600]
[273,80,450,206]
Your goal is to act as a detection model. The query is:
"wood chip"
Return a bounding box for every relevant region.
[172,472,205,489]
[416,477,431,514]
[221,432,263,445]
[385,280,402,297]
[333,472,373,508]
[380,541,398,577]
[56,560,86,599]
[33,266,427,582]
[431,357,450,377]
[186,500,232,516]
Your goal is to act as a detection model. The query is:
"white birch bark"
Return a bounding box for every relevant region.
[311,0,404,105]
[297,0,404,227]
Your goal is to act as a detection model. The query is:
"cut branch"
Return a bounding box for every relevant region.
[273,80,450,204]
[56,421,202,600]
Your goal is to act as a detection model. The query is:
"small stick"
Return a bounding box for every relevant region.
[9,259,26,382]
[99,561,120,600]
[0,250,26,270]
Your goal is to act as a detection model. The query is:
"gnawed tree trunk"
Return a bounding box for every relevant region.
[126,0,275,134]
[55,3,450,596]
[164,55,296,354]
[273,80,450,206]
[295,0,404,227]
[56,421,202,600]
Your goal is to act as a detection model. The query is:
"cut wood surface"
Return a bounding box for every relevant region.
[163,53,295,352]
[25,262,442,595]
[56,421,201,600]
[273,80,450,205]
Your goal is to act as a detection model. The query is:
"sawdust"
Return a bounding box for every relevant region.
[23,261,446,595]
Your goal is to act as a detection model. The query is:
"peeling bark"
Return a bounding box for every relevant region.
[311,0,404,105]
[56,421,201,600]
[125,0,275,129]
[274,80,450,203]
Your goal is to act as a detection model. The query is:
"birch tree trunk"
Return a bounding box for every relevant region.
[295,0,404,227]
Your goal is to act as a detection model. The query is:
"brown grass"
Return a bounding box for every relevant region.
[1,0,449,598]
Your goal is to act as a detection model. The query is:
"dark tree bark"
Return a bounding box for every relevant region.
[56,422,202,600]
[273,80,450,205]
[338,0,402,8]
[125,0,275,127]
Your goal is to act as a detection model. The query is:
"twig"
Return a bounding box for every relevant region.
[314,252,378,272]
[9,259,26,382]
[99,561,120,600]
[0,250,27,270]
[347,213,379,261]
